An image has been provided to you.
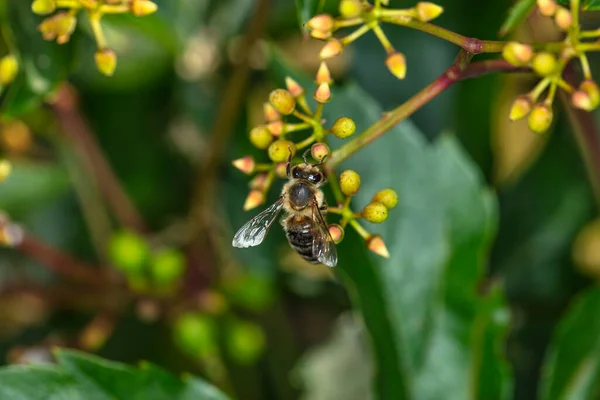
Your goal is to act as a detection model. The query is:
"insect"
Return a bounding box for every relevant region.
[232,149,338,267]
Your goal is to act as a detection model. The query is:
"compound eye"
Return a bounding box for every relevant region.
[308,173,321,183]
[292,167,302,179]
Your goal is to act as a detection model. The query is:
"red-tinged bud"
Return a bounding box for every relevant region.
[95,48,117,76]
[314,82,331,103]
[532,52,557,77]
[31,0,55,15]
[580,80,600,109]
[249,126,273,149]
[338,0,362,19]
[320,39,343,59]
[249,173,268,190]
[311,142,330,162]
[537,0,557,16]
[554,7,572,30]
[315,61,332,85]
[305,14,335,33]
[243,190,265,211]
[528,104,553,134]
[416,2,444,22]
[509,96,533,121]
[366,235,390,258]
[232,156,255,174]
[263,103,280,122]
[131,0,158,16]
[572,90,593,111]
[285,76,304,98]
[328,224,344,244]
[502,42,533,66]
[267,120,284,136]
[561,45,577,60]
[385,52,407,80]
[275,162,287,177]
[310,30,332,40]
[269,89,296,115]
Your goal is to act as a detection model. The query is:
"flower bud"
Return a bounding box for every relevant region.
[316,61,332,85]
[366,235,390,258]
[554,7,572,30]
[310,30,332,40]
[131,0,158,16]
[528,104,553,134]
[225,320,266,365]
[232,156,255,174]
[328,224,344,244]
[173,313,217,358]
[580,80,600,109]
[198,290,229,315]
[385,52,407,80]
[263,102,280,122]
[532,52,557,77]
[267,120,284,136]
[320,39,343,59]
[108,230,149,275]
[502,42,533,66]
[38,12,77,44]
[339,169,360,196]
[275,162,287,177]
[311,142,330,162]
[0,219,23,247]
[339,0,362,19]
[95,48,117,76]
[372,188,398,209]
[285,76,304,98]
[249,126,273,149]
[269,89,296,115]
[363,202,388,223]
[249,173,268,190]
[331,116,356,138]
[243,190,265,211]
[0,160,11,183]
[0,55,19,86]
[150,248,186,286]
[416,2,444,22]
[31,0,56,15]
[314,82,331,103]
[509,96,532,121]
[537,0,557,16]
[572,90,593,111]
[306,14,334,33]
[268,140,295,163]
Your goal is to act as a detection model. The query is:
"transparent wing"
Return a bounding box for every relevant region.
[232,197,284,248]
[311,199,338,267]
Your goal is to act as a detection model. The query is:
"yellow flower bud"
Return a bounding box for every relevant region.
[554,7,572,30]
[366,235,390,258]
[416,2,444,22]
[363,202,388,223]
[509,96,532,121]
[320,39,343,59]
[372,189,398,210]
[532,52,557,77]
[31,0,56,15]
[305,14,334,33]
[328,224,344,244]
[314,82,331,103]
[528,104,553,134]
[385,52,407,80]
[95,48,117,76]
[269,89,296,115]
[339,0,362,19]
[502,42,533,66]
[315,61,332,85]
[537,0,557,16]
[268,140,295,163]
[580,80,600,109]
[311,142,330,162]
[339,169,360,196]
[249,126,273,149]
[38,12,77,44]
[331,116,356,139]
[131,0,158,17]
[0,55,19,86]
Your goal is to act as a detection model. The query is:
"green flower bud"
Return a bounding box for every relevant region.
[268,140,295,163]
[339,169,360,196]
[225,320,266,365]
[269,89,296,115]
[108,230,149,275]
[372,188,398,209]
[173,313,217,358]
[150,248,186,286]
[532,52,557,77]
[331,116,356,138]
[249,126,273,149]
[528,104,553,134]
[362,202,388,223]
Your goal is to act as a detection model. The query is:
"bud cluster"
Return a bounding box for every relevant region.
[232,62,357,211]
[31,0,158,76]
[304,1,444,80]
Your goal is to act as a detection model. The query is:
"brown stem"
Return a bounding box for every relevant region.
[50,85,147,233]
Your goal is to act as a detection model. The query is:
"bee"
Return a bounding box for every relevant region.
[232,149,338,267]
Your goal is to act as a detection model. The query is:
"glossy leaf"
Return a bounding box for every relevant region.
[540,287,600,400]
[499,0,536,36]
[0,349,229,400]
[323,83,513,399]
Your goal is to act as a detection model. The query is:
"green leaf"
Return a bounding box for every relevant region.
[324,83,513,399]
[0,349,229,400]
[557,0,600,9]
[0,0,73,120]
[295,0,327,28]
[499,0,536,36]
[540,287,600,400]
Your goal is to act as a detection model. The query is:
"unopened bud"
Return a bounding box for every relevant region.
[320,39,343,59]
[263,103,280,122]
[275,162,287,177]
[509,96,532,121]
[0,160,11,183]
[243,190,265,211]
[95,48,117,76]
[362,202,388,223]
[528,104,553,134]
[502,42,533,66]
[331,116,356,138]
[0,55,19,86]
[269,89,296,115]
[372,189,398,210]
[249,173,268,190]
[537,0,557,16]
[38,12,77,44]
[416,2,444,22]
[311,142,330,162]
[572,90,593,111]
[366,235,390,258]
[554,7,572,30]
[285,76,304,98]
[306,14,335,33]
[314,82,331,103]
[268,140,295,163]
[316,62,332,85]
[339,0,362,19]
[340,169,360,196]
[31,0,56,15]
[310,30,332,40]
[532,52,557,77]
[249,126,273,149]
[131,0,158,16]
[0,220,24,247]
[580,80,600,109]
[267,120,284,136]
[385,52,407,80]
[328,224,344,244]
[232,156,255,174]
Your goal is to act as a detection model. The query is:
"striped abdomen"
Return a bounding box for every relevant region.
[284,215,318,263]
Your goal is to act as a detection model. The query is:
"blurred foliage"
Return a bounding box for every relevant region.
[0,1,599,400]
